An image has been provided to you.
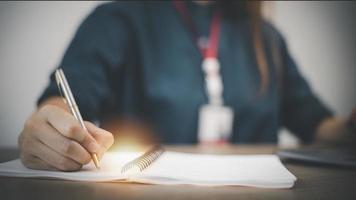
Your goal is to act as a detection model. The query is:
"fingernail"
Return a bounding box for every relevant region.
[88,142,100,152]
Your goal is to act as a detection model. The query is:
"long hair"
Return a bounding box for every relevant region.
[217,1,269,95]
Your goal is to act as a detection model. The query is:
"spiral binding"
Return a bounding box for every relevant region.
[121,145,164,174]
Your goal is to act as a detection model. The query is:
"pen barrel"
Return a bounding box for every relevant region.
[55,69,100,169]
[69,104,88,132]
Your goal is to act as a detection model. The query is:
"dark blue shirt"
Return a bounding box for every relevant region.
[38,2,332,144]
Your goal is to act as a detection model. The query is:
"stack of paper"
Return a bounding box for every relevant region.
[0,151,296,188]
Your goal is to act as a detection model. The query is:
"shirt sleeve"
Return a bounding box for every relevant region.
[279,37,333,143]
[37,4,132,121]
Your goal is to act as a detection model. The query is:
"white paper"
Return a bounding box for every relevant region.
[0,151,296,188]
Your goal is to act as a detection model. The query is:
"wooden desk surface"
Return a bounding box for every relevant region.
[1,145,356,200]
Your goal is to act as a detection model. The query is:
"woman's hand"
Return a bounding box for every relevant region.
[316,108,356,142]
[18,103,114,171]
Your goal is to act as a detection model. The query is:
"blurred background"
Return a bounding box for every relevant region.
[0,1,355,148]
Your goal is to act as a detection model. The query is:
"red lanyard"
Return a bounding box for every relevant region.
[173,0,221,59]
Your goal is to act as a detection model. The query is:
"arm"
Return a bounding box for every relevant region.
[38,4,132,120]
[279,35,356,143]
[278,34,332,143]
[19,4,131,171]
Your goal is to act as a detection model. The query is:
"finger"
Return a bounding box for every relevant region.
[41,105,100,153]
[32,122,91,165]
[85,121,114,149]
[29,139,82,171]
[21,153,56,171]
[85,121,114,159]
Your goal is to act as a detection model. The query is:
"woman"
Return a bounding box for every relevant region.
[19,1,355,171]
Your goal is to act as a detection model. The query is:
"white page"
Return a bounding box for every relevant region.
[134,152,296,188]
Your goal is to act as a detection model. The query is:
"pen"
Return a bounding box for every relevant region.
[54,68,100,169]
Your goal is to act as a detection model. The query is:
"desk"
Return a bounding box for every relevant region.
[1,145,356,200]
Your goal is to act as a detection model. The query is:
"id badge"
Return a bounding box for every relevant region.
[198,104,234,143]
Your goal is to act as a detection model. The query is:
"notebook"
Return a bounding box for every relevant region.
[0,146,296,188]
